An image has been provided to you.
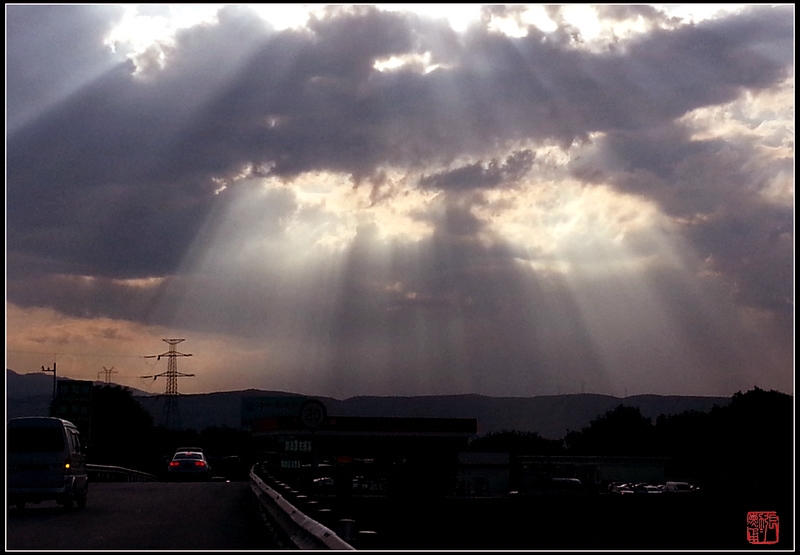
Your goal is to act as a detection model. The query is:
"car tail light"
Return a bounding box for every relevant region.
[169,461,180,467]
[194,461,206,467]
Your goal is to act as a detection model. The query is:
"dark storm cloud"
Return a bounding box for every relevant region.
[568,115,794,319]
[6,2,793,375]
[170,7,441,181]
[156,4,792,182]
[5,4,125,133]
[575,123,784,215]
[419,150,535,191]
[4,261,163,322]
[685,204,794,319]
[6,5,273,279]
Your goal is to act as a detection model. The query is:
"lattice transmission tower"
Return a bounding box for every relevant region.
[141,339,194,429]
[98,366,118,384]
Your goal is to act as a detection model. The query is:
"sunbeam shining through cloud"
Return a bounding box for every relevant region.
[6,4,794,399]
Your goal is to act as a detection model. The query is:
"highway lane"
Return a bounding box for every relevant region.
[9,480,793,550]
[6,480,276,550]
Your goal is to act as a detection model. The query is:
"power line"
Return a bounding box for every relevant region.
[7,349,151,359]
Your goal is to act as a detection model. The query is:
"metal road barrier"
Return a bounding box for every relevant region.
[249,467,355,550]
[86,464,158,482]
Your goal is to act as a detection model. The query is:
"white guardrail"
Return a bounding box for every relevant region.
[249,468,355,550]
[86,464,158,482]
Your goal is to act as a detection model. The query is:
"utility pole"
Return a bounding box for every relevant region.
[140,339,194,430]
[42,361,57,414]
[97,366,118,384]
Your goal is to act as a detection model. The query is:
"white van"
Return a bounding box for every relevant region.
[7,417,89,510]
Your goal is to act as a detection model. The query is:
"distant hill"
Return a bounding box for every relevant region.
[7,367,60,398]
[6,368,153,397]
[5,368,154,421]
[6,368,732,438]
[114,390,738,438]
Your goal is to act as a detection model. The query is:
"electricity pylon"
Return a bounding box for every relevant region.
[141,339,194,430]
[98,366,118,384]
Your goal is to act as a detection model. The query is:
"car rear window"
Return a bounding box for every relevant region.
[174,453,202,460]
[8,426,65,453]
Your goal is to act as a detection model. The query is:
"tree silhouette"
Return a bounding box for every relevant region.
[565,404,655,455]
[88,384,155,471]
[654,387,792,496]
[468,430,564,456]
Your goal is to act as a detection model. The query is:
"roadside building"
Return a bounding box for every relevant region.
[244,396,477,497]
[456,452,510,497]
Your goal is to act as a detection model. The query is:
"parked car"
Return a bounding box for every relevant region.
[313,476,336,493]
[167,451,211,481]
[608,482,634,494]
[548,477,585,494]
[663,481,694,493]
[633,483,662,494]
[7,417,89,510]
[313,476,335,487]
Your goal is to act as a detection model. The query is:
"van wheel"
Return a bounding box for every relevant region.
[77,493,87,509]
[61,496,74,510]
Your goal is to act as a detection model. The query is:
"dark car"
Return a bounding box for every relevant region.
[167,451,211,481]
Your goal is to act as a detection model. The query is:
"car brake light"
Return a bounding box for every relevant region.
[169,461,180,467]
[194,461,206,467]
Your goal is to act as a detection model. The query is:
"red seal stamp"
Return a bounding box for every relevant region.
[746,511,779,545]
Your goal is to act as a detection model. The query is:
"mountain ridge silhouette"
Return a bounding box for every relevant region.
[6,368,732,438]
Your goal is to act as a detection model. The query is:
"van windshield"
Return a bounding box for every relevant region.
[8,427,65,453]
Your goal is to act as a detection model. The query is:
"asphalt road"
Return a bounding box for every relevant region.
[8,480,793,550]
[6,481,276,550]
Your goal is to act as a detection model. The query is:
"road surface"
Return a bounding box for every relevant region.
[6,480,275,550]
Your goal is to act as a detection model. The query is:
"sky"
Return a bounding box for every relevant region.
[5,4,794,400]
